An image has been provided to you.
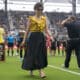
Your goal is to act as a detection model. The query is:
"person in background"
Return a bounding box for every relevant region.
[61,39,67,56]
[0,24,5,44]
[51,31,57,56]
[50,37,57,56]
[16,26,25,61]
[46,33,51,55]
[60,16,80,69]
[0,24,5,60]
[6,33,15,56]
[57,39,61,56]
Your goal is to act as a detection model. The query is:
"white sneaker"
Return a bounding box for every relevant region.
[20,58,23,62]
[15,53,19,56]
[61,64,68,69]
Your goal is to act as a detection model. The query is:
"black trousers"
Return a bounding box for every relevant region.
[0,43,5,61]
[65,40,80,68]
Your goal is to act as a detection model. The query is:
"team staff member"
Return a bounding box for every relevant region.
[61,16,80,68]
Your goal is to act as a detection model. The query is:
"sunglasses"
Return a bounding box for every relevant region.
[37,7,43,11]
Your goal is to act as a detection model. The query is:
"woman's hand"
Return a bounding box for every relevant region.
[20,41,25,47]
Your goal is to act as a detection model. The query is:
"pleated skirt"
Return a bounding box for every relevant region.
[22,32,48,70]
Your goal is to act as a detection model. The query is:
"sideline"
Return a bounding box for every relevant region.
[48,65,80,76]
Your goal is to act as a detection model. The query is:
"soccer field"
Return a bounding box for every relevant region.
[0,54,80,80]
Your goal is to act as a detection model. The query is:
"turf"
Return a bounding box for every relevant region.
[0,52,80,80]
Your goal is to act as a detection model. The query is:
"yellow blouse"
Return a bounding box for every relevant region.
[29,16,46,32]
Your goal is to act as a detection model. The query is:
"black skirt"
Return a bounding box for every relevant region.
[22,32,48,70]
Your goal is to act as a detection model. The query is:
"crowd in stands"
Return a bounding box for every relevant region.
[0,10,80,57]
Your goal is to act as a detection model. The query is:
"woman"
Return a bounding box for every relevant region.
[21,2,52,78]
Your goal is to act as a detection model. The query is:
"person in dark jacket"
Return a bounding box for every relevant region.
[60,16,80,69]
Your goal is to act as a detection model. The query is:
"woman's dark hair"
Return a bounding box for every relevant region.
[34,2,43,11]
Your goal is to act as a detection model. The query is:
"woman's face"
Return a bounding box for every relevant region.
[35,8,43,15]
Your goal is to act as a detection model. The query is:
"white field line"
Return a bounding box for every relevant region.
[48,65,80,76]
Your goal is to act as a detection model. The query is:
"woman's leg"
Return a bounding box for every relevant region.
[39,69,46,78]
[30,70,33,76]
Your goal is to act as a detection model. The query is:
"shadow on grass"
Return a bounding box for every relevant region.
[17,74,47,80]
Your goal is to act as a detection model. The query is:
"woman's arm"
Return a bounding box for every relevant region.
[21,18,30,45]
[44,19,53,40]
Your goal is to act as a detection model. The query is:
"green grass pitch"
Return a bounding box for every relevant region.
[0,50,80,80]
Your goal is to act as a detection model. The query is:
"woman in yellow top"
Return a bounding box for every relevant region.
[21,2,52,78]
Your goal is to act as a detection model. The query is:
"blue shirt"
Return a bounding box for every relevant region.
[7,35,15,43]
